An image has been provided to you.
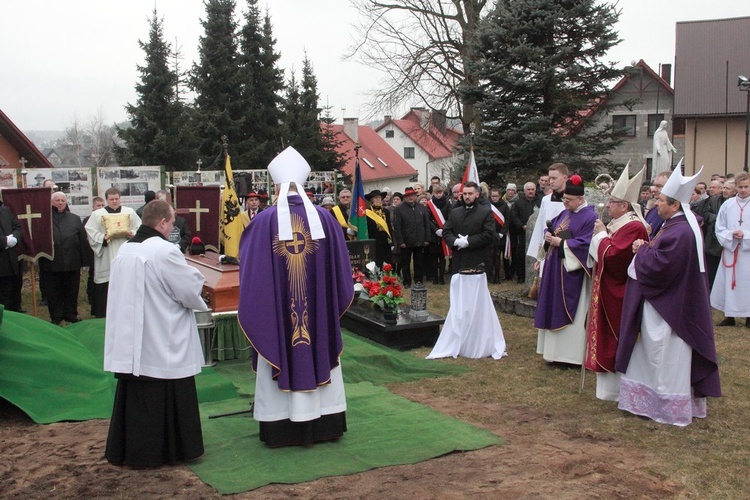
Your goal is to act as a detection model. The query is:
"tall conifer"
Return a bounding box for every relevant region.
[190,0,244,166]
[116,9,193,171]
[466,0,623,183]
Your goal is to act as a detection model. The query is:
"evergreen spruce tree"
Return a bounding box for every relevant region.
[290,56,326,168]
[319,104,348,172]
[190,0,244,166]
[466,0,623,185]
[236,2,285,168]
[115,9,193,171]
[282,71,303,151]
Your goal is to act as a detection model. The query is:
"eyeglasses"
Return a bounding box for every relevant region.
[562,196,581,202]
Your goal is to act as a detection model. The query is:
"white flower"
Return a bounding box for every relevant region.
[365,261,377,275]
[354,283,365,292]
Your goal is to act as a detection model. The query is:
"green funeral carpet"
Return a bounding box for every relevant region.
[190,381,501,494]
[0,311,501,494]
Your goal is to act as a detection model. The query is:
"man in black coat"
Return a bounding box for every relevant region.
[40,192,89,324]
[0,199,23,312]
[392,187,430,288]
[442,182,496,274]
[509,182,541,283]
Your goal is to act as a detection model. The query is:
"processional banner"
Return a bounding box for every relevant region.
[175,186,221,253]
[1,188,54,261]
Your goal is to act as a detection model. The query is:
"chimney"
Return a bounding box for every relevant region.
[411,107,430,131]
[433,110,447,133]
[661,63,672,86]
[384,115,391,123]
[343,118,359,143]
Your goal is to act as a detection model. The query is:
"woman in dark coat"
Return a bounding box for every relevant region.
[39,192,89,324]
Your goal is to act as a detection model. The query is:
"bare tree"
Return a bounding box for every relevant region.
[62,109,117,168]
[86,108,117,168]
[347,0,489,133]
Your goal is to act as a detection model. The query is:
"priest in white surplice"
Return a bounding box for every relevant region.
[526,163,568,264]
[104,200,208,466]
[711,171,750,327]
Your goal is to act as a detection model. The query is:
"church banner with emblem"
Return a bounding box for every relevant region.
[1,187,54,261]
[175,185,221,253]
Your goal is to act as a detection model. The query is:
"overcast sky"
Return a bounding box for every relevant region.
[2,0,748,131]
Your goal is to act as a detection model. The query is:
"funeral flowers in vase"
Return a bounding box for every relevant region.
[360,262,405,311]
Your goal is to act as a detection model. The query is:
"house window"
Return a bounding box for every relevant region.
[612,115,636,137]
[385,129,394,138]
[673,118,686,135]
[404,147,415,159]
[647,114,665,137]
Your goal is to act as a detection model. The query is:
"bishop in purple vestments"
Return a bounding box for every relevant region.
[616,173,721,426]
[238,147,354,446]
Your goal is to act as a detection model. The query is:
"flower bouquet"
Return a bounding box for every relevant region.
[357,262,405,312]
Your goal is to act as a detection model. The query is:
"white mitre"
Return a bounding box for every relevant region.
[267,146,325,241]
[611,162,648,229]
[661,160,705,272]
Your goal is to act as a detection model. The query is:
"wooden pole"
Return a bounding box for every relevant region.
[29,262,38,317]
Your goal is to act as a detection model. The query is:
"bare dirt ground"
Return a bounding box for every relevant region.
[0,392,680,499]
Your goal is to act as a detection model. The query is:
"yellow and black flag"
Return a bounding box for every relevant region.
[220,154,244,258]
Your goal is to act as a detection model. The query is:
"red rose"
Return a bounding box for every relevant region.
[383,263,393,272]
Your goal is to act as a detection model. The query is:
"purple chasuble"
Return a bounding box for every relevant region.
[615,216,721,398]
[534,204,597,330]
[238,195,354,391]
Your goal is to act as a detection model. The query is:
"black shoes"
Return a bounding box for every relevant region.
[717,317,735,327]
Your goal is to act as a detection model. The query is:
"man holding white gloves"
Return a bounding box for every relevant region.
[0,199,22,311]
[442,182,497,273]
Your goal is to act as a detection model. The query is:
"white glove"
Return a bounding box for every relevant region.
[6,235,17,248]
[454,235,469,249]
[346,228,356,236]
[435,228,443,237]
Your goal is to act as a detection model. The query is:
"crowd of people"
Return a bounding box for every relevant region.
[0,154,743,468]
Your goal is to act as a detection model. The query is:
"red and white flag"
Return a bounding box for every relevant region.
[460,150,480,189]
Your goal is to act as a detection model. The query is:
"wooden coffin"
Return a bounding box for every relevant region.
[185,252,240,312]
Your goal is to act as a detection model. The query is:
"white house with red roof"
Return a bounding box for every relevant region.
[331,118,419,194]
[375,108,463,186]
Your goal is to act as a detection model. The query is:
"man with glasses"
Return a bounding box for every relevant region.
[644,171,669,236]
[585,166,650,400]
[332,189,356,240]
[534,175,597,365]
